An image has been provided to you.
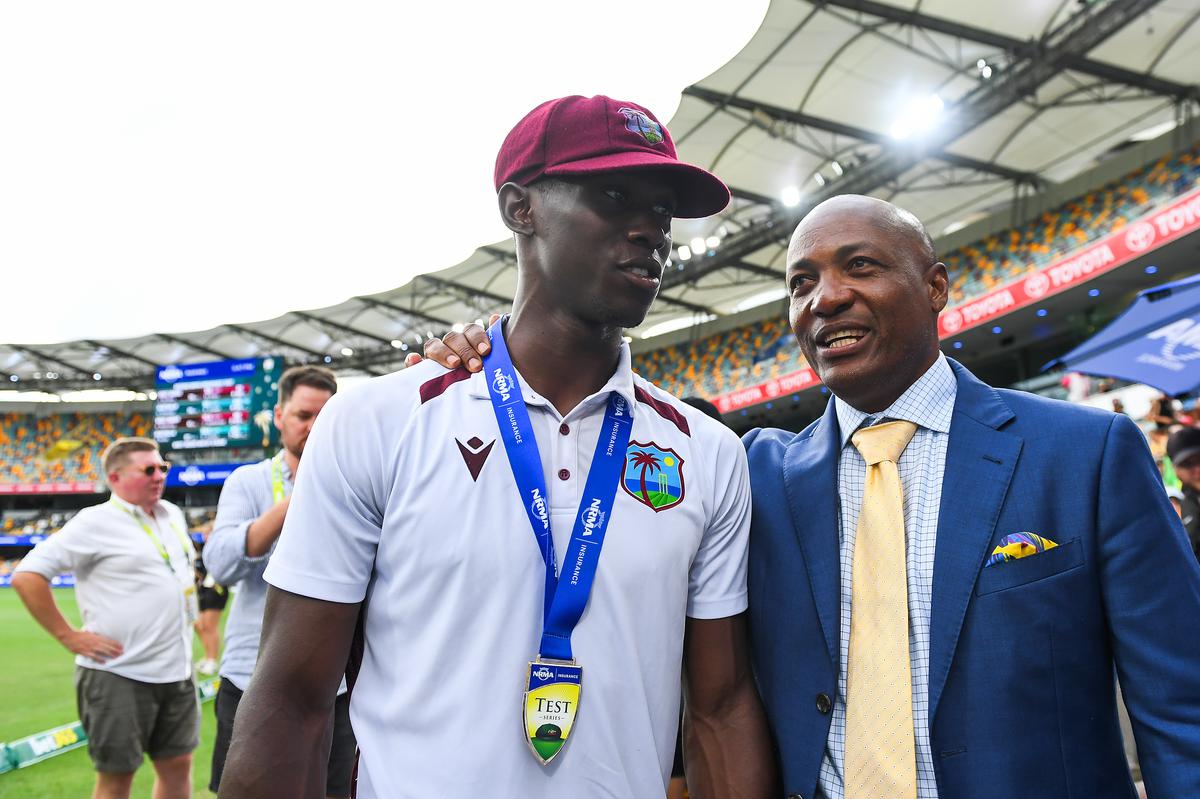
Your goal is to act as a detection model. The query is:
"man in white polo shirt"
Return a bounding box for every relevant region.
[218,95,777,799]
[13,437,198,799]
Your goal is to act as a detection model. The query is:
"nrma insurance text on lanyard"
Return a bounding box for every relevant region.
[483,318,632,766]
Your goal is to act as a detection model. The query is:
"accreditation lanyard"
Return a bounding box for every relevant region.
[270,451,287,503]
[484,319,633,662]
[110,499,194,573]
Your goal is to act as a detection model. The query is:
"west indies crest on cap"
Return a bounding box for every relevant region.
[494,94,730,218]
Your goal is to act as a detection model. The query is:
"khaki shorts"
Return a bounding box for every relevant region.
[75,666,200,774]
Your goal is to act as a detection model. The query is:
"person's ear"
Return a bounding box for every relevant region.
[498,183,534,236]
[926,262,949,313]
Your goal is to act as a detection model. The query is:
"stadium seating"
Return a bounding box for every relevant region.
[2,509,78,537]
[186,507,218,536]
[633,144,1200,400]
[0,411,150,485]
[0,507,218,580]
[636,317,799,401]
[945,146,1200,304]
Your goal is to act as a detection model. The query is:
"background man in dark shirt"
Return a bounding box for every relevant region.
[1168,427,1200,562]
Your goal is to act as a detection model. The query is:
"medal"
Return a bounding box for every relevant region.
[523,658,582,764]
[484,318,633,766]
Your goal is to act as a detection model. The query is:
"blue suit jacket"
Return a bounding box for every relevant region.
[743,361,1200,799]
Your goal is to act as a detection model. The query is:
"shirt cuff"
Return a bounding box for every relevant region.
[12,561,58,581]
[263,562,366,605]
[686,592,748,620]
[234,519,272,561]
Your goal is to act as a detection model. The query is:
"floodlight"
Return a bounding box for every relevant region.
[889,94,944,140]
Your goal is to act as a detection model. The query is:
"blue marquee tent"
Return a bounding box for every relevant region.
[1046,274,1200,396]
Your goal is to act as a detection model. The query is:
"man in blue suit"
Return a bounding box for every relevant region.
[744,194,1200,799]
[419,193,1200,798]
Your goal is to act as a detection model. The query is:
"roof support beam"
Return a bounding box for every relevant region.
[667,0,1164,290]
[10,345,90,378]
[817,0,1195,100]
[223,324,327,360]
[85,340,161,369]
[357,297,451,329]
[290,311,394,346]
[227,323,384,377]
[684,86,1041,185]
[421,275,511,309]
[157,333,237,361]
[730,261,787,280]
[654,292,719,316]
[728,185,780,208]
[480,245,515,262]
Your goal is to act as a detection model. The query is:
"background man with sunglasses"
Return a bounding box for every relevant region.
[13,437,199,799]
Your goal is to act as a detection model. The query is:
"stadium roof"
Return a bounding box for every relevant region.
[5,0,1198,394]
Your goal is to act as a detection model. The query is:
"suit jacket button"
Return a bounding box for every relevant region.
[816,693,832,714]
[786,794,804,799]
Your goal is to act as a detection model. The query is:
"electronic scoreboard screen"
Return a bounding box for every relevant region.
[153,357,284,451]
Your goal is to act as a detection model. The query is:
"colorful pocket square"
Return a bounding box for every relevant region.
[985,532,1058,567]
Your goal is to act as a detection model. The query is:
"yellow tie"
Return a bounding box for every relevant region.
[845,419,919,799]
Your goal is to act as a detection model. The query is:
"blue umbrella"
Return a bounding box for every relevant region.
[1046,274,1200,396]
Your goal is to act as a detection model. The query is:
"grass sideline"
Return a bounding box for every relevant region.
[0,589,222,797]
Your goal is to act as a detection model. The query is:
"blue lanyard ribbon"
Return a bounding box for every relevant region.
[484,319,633,662]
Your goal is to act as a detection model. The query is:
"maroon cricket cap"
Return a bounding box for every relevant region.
[494,95,730,219]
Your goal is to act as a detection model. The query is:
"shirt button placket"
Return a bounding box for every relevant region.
[557,421,573,483]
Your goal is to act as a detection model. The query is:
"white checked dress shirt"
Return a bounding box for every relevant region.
[817,353,957,799]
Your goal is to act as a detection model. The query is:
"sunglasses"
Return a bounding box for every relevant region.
[137,463,171,476]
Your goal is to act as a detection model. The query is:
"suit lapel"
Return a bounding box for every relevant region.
[782,399,842,665]
[927,361,1022,721]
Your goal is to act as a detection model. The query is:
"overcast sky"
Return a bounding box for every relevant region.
[0,2,767,345]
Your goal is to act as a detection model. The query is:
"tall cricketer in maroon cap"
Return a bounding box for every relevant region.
[215,93,777,799]
[494,94,730,219]
[422,96,779,795]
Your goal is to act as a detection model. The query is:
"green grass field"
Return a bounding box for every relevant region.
[0,590,221,798]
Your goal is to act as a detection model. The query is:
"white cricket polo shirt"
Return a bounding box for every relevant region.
[16,496,195,683]
[265,345,750,798]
